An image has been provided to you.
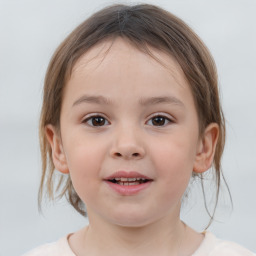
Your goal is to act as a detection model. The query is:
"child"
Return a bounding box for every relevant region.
[23,3,255,256]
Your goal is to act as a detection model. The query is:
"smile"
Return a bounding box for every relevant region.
[109,177,149,186]
[104,171,153,195]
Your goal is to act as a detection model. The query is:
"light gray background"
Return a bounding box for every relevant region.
[0,0,255,255]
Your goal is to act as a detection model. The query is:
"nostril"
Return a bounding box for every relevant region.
[114,152,140,158]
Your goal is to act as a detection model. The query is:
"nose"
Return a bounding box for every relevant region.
[109,126,146,160]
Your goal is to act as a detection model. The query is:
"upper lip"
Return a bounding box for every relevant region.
[104,171,153,180]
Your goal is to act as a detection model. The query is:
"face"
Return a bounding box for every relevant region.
[48,38,213,227]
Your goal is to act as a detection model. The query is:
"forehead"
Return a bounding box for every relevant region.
[71,38,186,85]
[64,38,194,108]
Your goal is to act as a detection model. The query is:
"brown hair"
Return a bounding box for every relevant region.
[39,4,230,223]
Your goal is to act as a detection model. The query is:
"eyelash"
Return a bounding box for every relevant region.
[147,114,173,126]
[82,113,174,127]
[83,114,110,127]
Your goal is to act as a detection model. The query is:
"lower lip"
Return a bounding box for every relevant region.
[104,181,152,196]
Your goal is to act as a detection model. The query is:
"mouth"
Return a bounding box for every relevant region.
[104,171,153,185]
[107,177,151,186]
[104,171,153,195]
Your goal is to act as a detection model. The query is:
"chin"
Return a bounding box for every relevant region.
[113,220,152,228]
[108,210,157,228]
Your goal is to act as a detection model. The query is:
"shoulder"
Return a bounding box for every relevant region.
[193,231,256,256]
[212,240,256,256]
[21,235,75,256]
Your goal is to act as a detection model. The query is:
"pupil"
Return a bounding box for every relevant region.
[152,116,165,126]
[92,117,105,126]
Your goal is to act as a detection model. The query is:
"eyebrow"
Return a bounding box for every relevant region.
[73,95,112,106]
[72,95,184,107]
[139,96,184,107]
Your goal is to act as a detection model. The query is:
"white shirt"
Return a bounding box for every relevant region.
[22,232,255,256]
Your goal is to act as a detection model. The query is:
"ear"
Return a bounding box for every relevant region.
[45,124,69,174]
[193,123,219,173]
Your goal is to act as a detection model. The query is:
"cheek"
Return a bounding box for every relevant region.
[63,137,105,199]
[154,133,197,170]
[64,129,105,172]
[151,134,197,195]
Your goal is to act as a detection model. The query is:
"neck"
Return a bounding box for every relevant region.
[70,212,187,256]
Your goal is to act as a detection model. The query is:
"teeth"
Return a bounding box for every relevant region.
[119,182,140,186]
[115,177,146,181]
[110,177,149,186]
[111,177,149,186]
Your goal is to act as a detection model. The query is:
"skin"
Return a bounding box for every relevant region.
[46,38,219,256]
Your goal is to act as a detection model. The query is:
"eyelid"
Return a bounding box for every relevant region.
[83,112,108,119]
[148,112,174,121]
[82,113,110,126]
[81,112,175,126]
[146,112,175,126]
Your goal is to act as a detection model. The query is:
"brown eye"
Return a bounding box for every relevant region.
[84,116,109,127]
[148,116,172,126]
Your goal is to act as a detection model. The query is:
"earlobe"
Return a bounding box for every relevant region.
[45,124,69,174]
[193,123,219,173]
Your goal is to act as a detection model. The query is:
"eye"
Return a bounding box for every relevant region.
[83,115,110,127]
[147,115,173,126]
